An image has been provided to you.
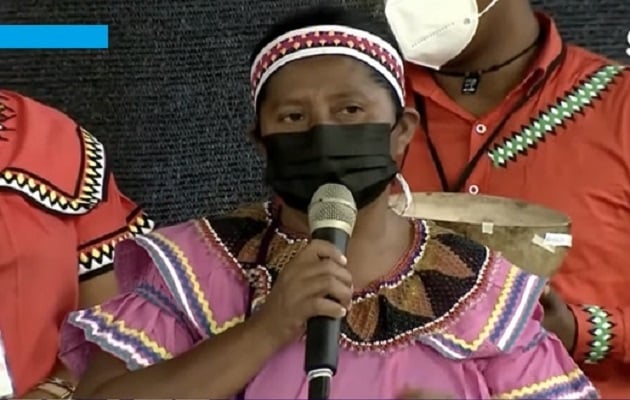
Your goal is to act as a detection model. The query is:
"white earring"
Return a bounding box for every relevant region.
[395,173,412,214]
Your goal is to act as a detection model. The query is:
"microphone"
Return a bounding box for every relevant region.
[305,183,357,400]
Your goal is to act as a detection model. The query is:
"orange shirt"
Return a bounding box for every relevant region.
[0,90,154,397]
[402,14,629,398]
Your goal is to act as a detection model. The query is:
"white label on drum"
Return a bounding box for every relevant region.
[0,331,13,399]
[481,222,494,234]
[544,233,573,248]
[532,234,556,253]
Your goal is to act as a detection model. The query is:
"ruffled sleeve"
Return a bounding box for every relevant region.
[420,254,598,399]
[481,305,598,399]
[59,220,250,378]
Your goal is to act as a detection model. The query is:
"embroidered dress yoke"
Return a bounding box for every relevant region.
[60,203,597,399]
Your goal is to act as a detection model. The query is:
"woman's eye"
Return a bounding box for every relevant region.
[341,105,363,114]
[280,112,304,122]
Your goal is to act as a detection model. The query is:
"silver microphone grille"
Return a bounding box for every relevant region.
[308,184,358,236]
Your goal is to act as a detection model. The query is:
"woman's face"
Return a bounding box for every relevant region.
[257,55,418,159]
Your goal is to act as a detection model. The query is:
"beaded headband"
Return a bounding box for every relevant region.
[250,25,405,110]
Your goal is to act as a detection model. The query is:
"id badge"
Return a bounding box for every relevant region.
[0,332,13,399]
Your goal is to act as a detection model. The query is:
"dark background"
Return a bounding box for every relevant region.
[0,0,627,224]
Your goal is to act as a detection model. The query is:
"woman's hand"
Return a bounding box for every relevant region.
[254,239,353,348]
[540,285,577,352]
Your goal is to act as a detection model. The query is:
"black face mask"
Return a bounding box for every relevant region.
[262,123,398,212]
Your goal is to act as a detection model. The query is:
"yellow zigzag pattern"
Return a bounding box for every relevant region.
[90,305,172,360]
[150,232,245,335]
[495,368,586,399]
[440,265,519,351]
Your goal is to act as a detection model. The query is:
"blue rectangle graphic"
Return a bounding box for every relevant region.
[0,25,108,49]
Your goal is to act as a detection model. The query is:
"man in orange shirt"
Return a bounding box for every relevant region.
[385,0,629,397]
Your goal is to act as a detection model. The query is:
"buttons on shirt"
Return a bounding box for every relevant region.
[468,185,479,195]
[474,123,487,134]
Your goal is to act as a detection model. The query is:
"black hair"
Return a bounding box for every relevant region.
[251,4,404,119]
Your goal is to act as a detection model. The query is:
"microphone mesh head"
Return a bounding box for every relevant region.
[308,184,357,235]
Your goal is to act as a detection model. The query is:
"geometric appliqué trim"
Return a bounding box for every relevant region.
[0,127,107,214]
[0,96,16,140]
[581,304,615,364]
[78,209,155,275]
[489,64,626,168]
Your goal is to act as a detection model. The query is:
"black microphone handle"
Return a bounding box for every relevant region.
[305,227,349,382]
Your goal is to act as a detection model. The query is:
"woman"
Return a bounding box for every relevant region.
[0,91,153,398]
[59,6,597,399]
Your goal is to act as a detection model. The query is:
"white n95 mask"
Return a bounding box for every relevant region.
[384,0,501,70]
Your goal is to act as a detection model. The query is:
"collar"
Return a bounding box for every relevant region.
[0,90,108,215]
[405,12,563,102]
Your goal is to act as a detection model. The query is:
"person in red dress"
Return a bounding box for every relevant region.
[0,90,153,398]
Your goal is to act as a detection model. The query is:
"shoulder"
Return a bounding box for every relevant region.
[560,46,627,110]
[105,205,270,341]
[120,201,270,282]
[417,221,547,360]
[529,46,629,163]
[0,89,75,124]
[0,90,108,215]
[344,219,543,355]
[115,202,271,301]
[563,47,630,158]
[204,201,271,246]
[419,220,493,281]
[62,207,263,375]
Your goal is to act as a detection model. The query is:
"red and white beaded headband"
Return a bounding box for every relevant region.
[250,25,405,110]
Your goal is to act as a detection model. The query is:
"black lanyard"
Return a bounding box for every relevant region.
[404,46,566,193]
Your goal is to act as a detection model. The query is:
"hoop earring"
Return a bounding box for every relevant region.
[395,173,412,214]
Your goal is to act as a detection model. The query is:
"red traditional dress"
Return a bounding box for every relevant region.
[0,90,153,397]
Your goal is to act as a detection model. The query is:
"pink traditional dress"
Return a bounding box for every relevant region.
[60,202,597,399]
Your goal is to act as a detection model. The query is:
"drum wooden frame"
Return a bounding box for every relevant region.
[390,192,571,277]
